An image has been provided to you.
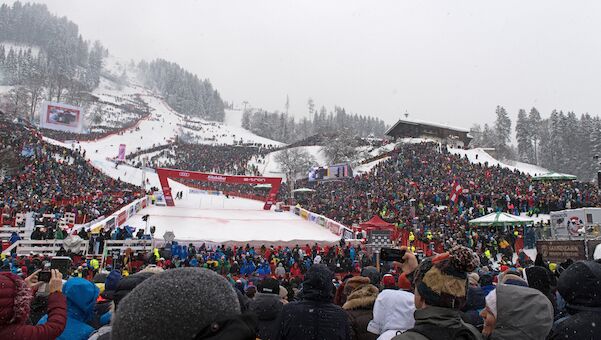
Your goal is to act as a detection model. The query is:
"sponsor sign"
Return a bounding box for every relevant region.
[317,216,326,226]
[105,217,116,230]
[39,101,84,133]
[243,177,267,183]
[117,211,128,227]
[128,205,136,218]
[207,175,227,182]
[300,210,309,220]
[179,172,190,177]
[118,144,126,161]
[342,228,354,240]
[536,240,586,262]
[135,202,141,212]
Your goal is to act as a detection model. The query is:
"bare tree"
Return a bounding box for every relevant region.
[322,130,359,164]
[275,148,316,202]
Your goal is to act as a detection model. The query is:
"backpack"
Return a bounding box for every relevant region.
[405,321,481,340]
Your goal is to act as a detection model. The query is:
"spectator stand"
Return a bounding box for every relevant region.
[1,239,88,256]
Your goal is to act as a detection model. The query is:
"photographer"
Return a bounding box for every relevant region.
[0,269,66,339]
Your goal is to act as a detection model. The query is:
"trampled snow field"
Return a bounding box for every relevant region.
[121,191,340,243]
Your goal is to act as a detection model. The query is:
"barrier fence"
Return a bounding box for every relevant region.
[291,206,356,240]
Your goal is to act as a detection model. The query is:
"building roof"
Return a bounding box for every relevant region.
[385,118,470,136]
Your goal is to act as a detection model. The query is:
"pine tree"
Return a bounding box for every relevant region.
[494,106,512,159]
[528,107,542,164]
[516,109,533,163]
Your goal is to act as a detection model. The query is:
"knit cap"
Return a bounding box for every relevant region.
[382,274,397,289]
[258,277,280,295]
[414,245,479,309]
[111,268,241,340]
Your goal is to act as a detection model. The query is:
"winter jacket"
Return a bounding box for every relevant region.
[249,293,283,340]
[367,290,415,340]
[38,278,100,340]
[391,306,482,340]
[0,273,67,340]
[274,264,352,340]
[548,261,601,340]
[460,286,485,329]
[489,284,553,340]
[342,283,379,340]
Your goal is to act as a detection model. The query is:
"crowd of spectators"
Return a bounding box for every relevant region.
[296,142,599,251]
[0,119,141,228]
[1,241,599,340]
[142,142,271,176]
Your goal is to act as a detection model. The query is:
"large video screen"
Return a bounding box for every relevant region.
[308,163,353,181]
[39,101,84,133]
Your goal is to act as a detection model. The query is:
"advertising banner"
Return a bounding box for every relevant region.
[117,211,127,227]
[300,210,309,220]
[118,144,126,161]
[105,217,116,231]
[135,202,141,212]
[536,240,586,262]
[39,101,84,133]
[128,205,136,219]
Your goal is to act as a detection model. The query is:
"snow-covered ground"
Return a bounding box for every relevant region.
[449,147,549,176]
[256,146,328,180]
[122,191,340,243]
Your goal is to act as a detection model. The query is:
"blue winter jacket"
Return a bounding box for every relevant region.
[38,277,100,340]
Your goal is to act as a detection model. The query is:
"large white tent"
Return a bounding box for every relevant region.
[468,212,534,227]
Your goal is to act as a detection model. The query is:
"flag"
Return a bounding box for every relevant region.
[450,182,462,203]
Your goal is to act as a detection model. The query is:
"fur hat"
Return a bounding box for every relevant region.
[342,283,379,310]
[111,268,241,340]
[414,245,479,310]
[468,272,480,286]
[343,275,371,296]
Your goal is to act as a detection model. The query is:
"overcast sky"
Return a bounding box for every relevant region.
[13,0,601,127]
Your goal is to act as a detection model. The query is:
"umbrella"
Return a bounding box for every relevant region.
[163,231,175,243]
[468,212,534,227]
[532,172,577,181]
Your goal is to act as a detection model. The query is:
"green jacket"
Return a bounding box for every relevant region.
[392,306,482,340]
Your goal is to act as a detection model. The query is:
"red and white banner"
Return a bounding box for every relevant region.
[39,101,84,133]
[118,144,126,161]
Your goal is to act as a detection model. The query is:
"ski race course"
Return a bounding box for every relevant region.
[43,79,342,244]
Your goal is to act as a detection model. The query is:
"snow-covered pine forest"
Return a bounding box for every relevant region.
[470,105,601,181]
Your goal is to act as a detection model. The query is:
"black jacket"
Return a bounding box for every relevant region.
[274,264,352,340]
[249,293,283,340]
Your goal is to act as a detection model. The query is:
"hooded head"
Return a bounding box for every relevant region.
[0,272,33,326]
[557,261,601,311]
[299,264,335,302]
[414,245,479,310]
[111,268,241,340]
[484,284,553,339]
[63,277,100,322]
[360,266,381,285]
[367,289,415,336]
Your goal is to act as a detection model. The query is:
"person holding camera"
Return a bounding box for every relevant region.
[0,269,66,339]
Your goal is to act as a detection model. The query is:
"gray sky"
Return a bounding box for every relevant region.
[12,0,601,127]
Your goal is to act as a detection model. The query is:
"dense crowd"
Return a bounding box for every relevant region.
[0,119,141,227]
[143,142,270,176]
[296,142,599,250]
[1,242,599,340]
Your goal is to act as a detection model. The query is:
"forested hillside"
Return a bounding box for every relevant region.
[242,104,388,143]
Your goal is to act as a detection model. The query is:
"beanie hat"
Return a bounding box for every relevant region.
[113,272,155,311]
[258,278,280,295]
[485,289,497,318]
[105,270,123,291]
[414,245,479,310]
[361,266,381,285]
[558,261,601,309]
[111,268,241,340]
[382,274,397,289]
[468,272,480,286]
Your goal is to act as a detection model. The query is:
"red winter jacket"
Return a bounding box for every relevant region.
[0,273,67,340]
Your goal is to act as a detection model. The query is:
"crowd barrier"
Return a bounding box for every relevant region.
[75,196,150,233]
[2,239,88,256]
[291,206,356,240]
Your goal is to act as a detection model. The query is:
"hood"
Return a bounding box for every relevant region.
[360,266,380,285]
[249,293,282,320]
[342,284,379,310]
[367,289,415,335]
[299,264,335,302]
[63,277,100,321]
[557,261,601,310]
[491,284,553,340]
[0,273,32,326]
